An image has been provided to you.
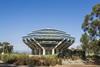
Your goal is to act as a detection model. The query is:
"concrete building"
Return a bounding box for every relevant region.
[22,29,75,55]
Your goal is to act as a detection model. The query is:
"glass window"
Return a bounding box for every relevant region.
[45,49,52,55]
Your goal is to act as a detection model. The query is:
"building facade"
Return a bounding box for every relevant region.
[22,29,75,55]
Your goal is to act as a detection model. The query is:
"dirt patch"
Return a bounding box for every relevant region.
[54,64,100,67]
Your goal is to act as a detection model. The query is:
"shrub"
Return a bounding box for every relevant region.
[13,54,29,65]
[0,54,62,66]
[0,54,28,64]
[43,55,62,66]
[0,54,17,64]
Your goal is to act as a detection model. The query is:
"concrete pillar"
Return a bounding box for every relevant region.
[52,49,55,55]
[43,49,45,55]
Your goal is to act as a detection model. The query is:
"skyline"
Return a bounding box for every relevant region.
[0,0,99,52]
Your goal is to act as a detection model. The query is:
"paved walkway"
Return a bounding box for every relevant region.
[54,64,100,67]
[62,59,85,64]
[0,64,99,67]
[0,64,16,67]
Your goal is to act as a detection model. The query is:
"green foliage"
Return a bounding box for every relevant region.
[0,54,16,63]
[0,54,62,66]
[80,33,89,50]
[81,4,100,56]
[82,4,100,40]
[44,55,62,66]
[0,54,28,64]
[0,42,13,53]
[93,4,100,14]
[80,5,100,61]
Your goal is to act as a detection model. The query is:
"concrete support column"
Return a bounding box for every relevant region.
[43,49,45,55]
[52,49,55,55]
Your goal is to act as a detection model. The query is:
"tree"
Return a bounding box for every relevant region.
[81,4,100,55]
[80,33,89,50]
[82,4,100,40]
[80,33,90,56]
[2,42,13,53]
[0,42,13,53]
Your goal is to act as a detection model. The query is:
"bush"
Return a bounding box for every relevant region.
[45,55,62,66]
[0,54,28,64]
[0,54,62,66]
[12,54,29,65]
[0,54,17,64]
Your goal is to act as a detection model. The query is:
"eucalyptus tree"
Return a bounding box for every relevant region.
[80,33,89,50]
[81,4,100,55]
[2,42,13,53]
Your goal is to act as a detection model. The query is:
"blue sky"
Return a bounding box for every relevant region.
[0,0,99,52]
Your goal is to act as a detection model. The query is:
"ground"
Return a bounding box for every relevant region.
[17,64,100,67]
[54,64,100,67]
